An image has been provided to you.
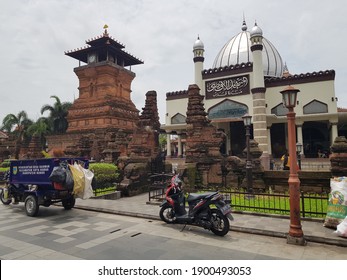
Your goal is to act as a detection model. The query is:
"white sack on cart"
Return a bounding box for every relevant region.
[334,217,347,238]
[75,163,94,200]
[324,176,347,229]
[69,163,85,198]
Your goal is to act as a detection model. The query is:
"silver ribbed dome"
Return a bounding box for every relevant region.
[250,22,263,37]
[212,22,284,77]
[193,36,204,50]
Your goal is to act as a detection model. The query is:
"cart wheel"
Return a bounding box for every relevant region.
[0,188,11,205]
[25,195,39,217]
[62,197,75,210]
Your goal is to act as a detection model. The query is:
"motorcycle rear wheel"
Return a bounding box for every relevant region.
[0,188,11,205]
[210,209,230,236]
[159,204,176,223]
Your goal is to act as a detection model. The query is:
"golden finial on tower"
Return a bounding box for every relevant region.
[103,24,109,36]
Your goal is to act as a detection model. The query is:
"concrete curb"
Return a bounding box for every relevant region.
[304,235,347,247]
[74,205,160,220]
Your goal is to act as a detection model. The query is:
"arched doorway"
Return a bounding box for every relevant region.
[303,121,330,158]
[207,99,249,156]
[270,123,287,158]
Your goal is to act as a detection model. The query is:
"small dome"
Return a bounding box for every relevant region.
[193,36,204,50]
[250,22,263,38]
[212,22,284,77]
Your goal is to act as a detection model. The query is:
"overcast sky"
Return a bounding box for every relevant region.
[1,0,346,126]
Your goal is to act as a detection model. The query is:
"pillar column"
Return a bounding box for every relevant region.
[252,88,268,169]
[297,123,304,157]
[166,133,171,157]
[331,122,338,144]
[177,134,182,157]
[250,22,269,170]
[267,125,272,155]
[226,128,231,155]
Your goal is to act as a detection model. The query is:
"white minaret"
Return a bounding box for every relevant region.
[193,36,204,90]
[250,22,270,169]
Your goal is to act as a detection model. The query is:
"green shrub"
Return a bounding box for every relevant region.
[41,151,51,158]
[0,159,11,168]
[89,162,119,189]
[0,167,9,173]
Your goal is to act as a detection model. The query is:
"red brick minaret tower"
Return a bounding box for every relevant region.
[65,25,143,133]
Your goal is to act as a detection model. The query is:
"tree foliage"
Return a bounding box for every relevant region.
[26,117,51,150]
[41,95,72,134]
[0,95,72,159]
[1,110,33,159]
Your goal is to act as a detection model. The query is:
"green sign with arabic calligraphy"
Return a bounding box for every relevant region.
[205,74,250,99]
[208,100,248,119]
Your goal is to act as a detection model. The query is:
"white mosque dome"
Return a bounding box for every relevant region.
[212,21,284,77]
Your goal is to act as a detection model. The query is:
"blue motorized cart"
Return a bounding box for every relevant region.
[0,158,89,217]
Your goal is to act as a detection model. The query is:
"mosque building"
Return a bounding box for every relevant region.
[162,20,342,169]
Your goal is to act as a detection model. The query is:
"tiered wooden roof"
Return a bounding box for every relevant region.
[65,27,143,67]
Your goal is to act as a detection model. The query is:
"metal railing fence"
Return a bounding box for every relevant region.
[221,190,328,218]
[148,187,329,218]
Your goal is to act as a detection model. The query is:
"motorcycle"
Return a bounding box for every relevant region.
[0,171,36,206]
[159,175,233,236]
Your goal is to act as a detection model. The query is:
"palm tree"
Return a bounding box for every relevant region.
[2,110,33,159]
[40,95,72,134]
[27,117,51,150]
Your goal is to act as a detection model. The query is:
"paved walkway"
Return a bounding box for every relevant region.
[75,193,347,247]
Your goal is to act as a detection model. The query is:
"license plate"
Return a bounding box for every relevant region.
[220,204,231,215]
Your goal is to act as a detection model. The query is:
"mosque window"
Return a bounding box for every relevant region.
[303,100,328,114]
[171,113,186,124]
[271,103,288,116]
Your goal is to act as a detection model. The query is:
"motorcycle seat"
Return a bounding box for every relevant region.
[187,192,217,202]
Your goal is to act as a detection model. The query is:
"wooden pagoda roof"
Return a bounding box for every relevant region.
[65,28,143,67]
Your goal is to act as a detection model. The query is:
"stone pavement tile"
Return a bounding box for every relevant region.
[43,252,81,260]
[30,248,56,258]
[0,245,13,257]
[16,254,42,260]
[1,250,30,260]
[54,236,76,243]
[74,195,347,247]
